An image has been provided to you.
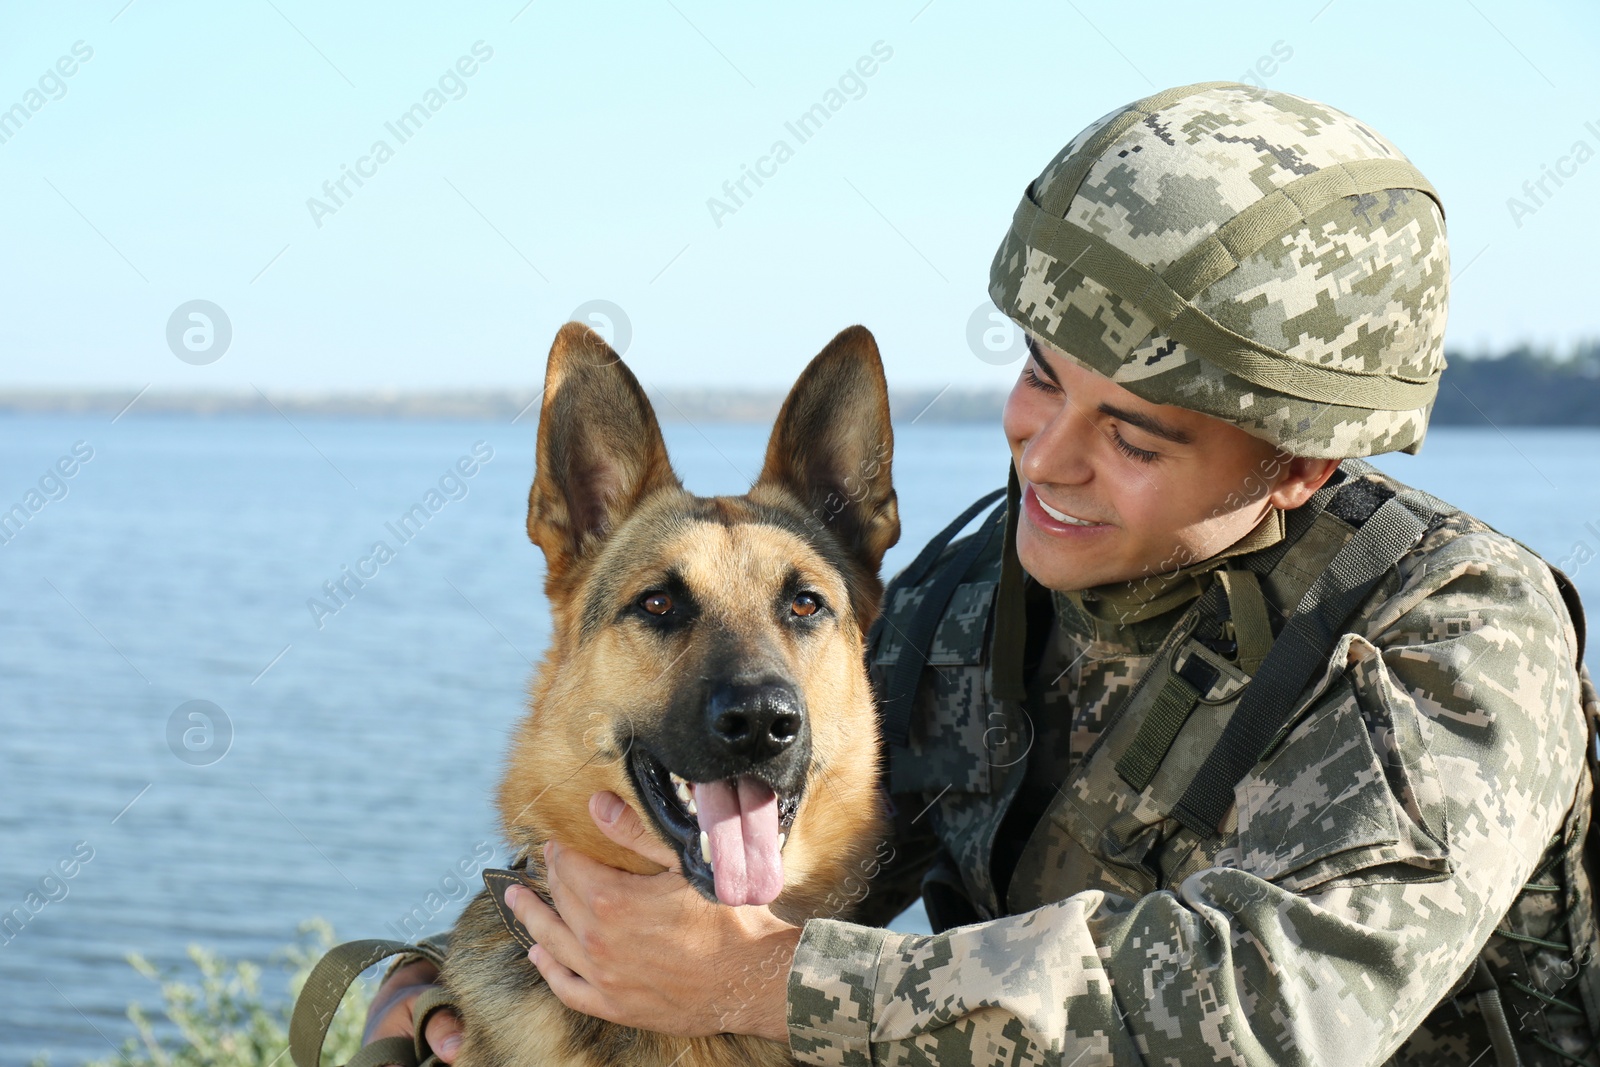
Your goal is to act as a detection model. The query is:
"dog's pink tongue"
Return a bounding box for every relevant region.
[692,777,783,906]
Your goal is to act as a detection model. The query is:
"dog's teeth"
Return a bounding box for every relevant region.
[686,795,698,815]
[669,772,686,787]
[778,832,787,851]
[699,830,712,866]
[675,781,692,805]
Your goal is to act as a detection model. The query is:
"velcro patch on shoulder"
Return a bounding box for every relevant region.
[1325,478,1395,526]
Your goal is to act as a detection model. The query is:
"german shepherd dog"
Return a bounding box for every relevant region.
[439,322,899,1065]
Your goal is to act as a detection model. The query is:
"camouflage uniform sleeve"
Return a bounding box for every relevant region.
[786,530,1588,1066]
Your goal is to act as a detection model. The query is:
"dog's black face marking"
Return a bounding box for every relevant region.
[617,567,833,649]
[577,496,860,644]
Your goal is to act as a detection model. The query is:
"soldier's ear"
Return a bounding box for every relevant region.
[526,323,680,587]
[1266,455,1341,511]
[754,325,900,577]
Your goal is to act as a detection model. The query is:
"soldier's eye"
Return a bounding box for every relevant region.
[791,592,821,617]
[641,592,673,616]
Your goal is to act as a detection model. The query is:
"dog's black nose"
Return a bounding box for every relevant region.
[706,682,804,762]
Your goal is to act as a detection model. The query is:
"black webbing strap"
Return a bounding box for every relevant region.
[1171,495,1430,835]
[878,488,1008,611]
[877,488,1008,748]
[1116,637,1223,792]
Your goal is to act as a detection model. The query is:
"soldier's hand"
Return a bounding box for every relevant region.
[362,959,464,1063]
[506,790,800,1042]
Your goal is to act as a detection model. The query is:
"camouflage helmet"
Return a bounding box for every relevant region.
[989,81,1449,457]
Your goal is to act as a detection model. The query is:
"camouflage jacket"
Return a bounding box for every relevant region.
[786,464,1598,1067]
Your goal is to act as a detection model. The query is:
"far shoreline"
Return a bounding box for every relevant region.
[4,349,1599,426]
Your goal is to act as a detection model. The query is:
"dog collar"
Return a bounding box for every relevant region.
[481,852,551,954]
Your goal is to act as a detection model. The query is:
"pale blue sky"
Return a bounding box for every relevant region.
[1,0,1596,391]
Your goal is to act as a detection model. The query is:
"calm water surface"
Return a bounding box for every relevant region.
[1,415,1596,1062]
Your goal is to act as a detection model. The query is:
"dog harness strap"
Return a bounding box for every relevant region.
[880,492,1009,748]
[345,1036,417,1067]
[409,985,462,1064]
[290,938,437,1067]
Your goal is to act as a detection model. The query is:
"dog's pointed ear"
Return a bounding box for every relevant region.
[527,323,679,585]
[755,325,900,576]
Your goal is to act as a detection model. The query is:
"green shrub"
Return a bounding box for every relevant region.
[32,919,374,1067]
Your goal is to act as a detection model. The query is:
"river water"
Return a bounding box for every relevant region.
[2,414,1596,1063]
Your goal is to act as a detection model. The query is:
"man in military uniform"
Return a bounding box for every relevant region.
[362,83,1598,1066]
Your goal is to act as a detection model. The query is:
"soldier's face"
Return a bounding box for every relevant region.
[1003,334,1336,593]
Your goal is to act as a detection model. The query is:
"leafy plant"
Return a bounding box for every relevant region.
[30,920,375,1067]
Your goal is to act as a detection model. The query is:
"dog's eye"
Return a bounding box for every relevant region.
[791,592,821,617]
[641,592,673,616]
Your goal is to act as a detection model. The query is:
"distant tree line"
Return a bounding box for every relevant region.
[1430,341,1600,425]
[3,342,1597,425]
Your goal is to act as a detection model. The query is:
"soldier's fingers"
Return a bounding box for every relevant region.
[505,883,588,974]
[589,791,680,871]
[531,943,605,1020]
[424,1007,464,1063]
[545,837,650,913]
[540,848,589,932]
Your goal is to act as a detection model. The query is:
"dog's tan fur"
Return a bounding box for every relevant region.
[439,322,899,1066]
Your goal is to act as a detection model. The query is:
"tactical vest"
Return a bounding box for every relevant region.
[869,459,1600,1067]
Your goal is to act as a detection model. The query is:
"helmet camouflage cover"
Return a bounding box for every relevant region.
[989,81,1449,457]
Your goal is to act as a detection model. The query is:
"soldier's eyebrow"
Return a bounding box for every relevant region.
[1097,403,1192,445]
[1025,334,1192,445]
[1025,335,1063,386]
